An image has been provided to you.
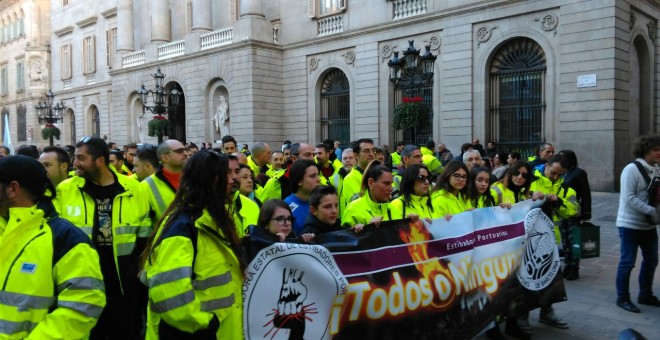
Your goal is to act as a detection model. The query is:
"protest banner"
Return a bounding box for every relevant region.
[243,200,566,339]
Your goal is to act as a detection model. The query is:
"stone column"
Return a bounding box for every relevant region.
[191,0,212,32]
[150,0,171,42]
[240,0,265,18]
[117,0,134,52]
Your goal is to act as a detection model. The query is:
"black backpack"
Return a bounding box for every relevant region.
[633,161,660,206]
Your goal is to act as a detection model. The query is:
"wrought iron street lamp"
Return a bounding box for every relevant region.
[137,67,182,143]
[388,40,437,87]
[35,90,67,146]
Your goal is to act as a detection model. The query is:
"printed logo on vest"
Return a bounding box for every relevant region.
[20,263,37,274]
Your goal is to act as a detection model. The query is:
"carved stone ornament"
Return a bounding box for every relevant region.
[630,12,636,30]
[428,36,441,51]
[343,51,356,65]
[541,14,559,31]
[648,21,657,43]
[476,26,496,47]
[309,58,320,73]
[381,44,394,60]
[83,96,89,106]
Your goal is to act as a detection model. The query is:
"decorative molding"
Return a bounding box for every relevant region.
[343,51,355,66]
[381,44,395,60]
[539,14,558,32]
[630,12,636,30]
[76,16,98,29]
[648,21,657,43]
[0,0,20,12]
[54,26,74,37]
[101,7,118,18]
[273,25,280,44]
[428,35,441,51]
[475,25,496,47]
[309,57,320,73]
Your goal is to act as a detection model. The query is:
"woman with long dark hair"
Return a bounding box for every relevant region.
[390,163,434,220]
[431,160,469,219]
[342,160,393,229]
[491,160,538,206]
[140,151,244,339]
[466,166,496,209]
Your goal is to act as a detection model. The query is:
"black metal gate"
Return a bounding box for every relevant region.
[320,69,350,146]
[489,38,546,158]
[394,85,433,146]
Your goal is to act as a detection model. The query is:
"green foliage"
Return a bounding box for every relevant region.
[42,126,61,140]
[392,96,430,129]
[147,116,170,137]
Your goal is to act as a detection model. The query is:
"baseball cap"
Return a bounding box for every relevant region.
[0,155,49,197]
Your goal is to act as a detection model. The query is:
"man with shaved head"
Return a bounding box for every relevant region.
[140,139,189,224]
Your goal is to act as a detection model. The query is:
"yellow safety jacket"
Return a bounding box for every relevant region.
[421,147,443,175]
[529,169,578,221]
[0,205,105,339]
[141,170,177,226]
[391,152,402,167]
[465,195,494,209]
[490,182,528,205]
[316,159,341,186]
[257,170,287,202]
[231,191,259,238]
[430,189,469,218]
[247,156,271,179]
[54,172,151,292]
[390,194,433,220]
[340,166,364,214]
[342,191,392,227]
[142,210,243,339]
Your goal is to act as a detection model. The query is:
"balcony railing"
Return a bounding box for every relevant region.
[122,50,146,68]
[158,40,185,60]
[393,0,427,20]
[318,14,343,36]
[201,27,233,50]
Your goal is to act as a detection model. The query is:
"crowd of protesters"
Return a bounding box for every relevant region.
[1,132,658,340]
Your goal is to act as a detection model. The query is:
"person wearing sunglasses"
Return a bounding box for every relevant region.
[491,161,536,207]
[430,160,469,220]
[54,136,151,339]
[139,140,189,226]
[390,164,434,220]
[140,151,244,339]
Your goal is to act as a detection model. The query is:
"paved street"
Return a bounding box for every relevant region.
[501,192,660,339]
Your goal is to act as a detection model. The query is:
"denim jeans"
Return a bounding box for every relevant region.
[616,227,659,300]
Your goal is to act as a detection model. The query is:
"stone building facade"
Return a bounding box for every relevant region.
[0,0,51,147]
[43,0,660,191]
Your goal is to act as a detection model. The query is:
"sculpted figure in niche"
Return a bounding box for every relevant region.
[137,112,146,143]
[29,61,46,84]
[212,95,229,136]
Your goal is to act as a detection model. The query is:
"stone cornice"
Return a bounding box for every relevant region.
[76,15,98,29]
[101,7,117,18]
[0,0,20,12]
[54,26,74,37]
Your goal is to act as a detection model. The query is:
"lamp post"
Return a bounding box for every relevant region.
[35,90,67,146]
[136,67,182,144]
[388,40,437,144]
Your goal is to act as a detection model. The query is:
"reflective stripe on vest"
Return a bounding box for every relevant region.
[58,300,104,318]
[145,177,167,216]
[200,294,235,311]
[150,290,195,313]
[148,267,193,288]
[0,319,38,336]
[0,291,54,309]
[192,271,232,290]
[56,277,106,294]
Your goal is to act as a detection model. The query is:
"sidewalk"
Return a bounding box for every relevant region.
[520,192,660,339]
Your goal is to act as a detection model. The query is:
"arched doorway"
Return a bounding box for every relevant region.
[320,69,350,146]
[488,38,546,158]
[166,82,185,142]
[63,108,75,145]
[629,35,652,146]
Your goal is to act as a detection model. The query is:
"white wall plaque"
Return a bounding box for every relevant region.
[577,74,597,88]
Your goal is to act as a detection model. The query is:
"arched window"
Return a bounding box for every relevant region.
[67,109,76,145]
[91,105,100,137]
[1,108,8,142]
[320,69,350,146]
[16,104,26,141]
[488,38,546,158]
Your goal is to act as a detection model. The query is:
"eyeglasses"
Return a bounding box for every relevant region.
[415,175,430,183]
[170,148,186,154]
[271,216,294,226]
[451,173,468,180]
[512,171,528,179]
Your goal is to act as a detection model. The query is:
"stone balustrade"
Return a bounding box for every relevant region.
[121,50,146,68]
[201,27,233,50]
[393,0,427,20]
[318,14,343,36]
[158,40,185,60]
